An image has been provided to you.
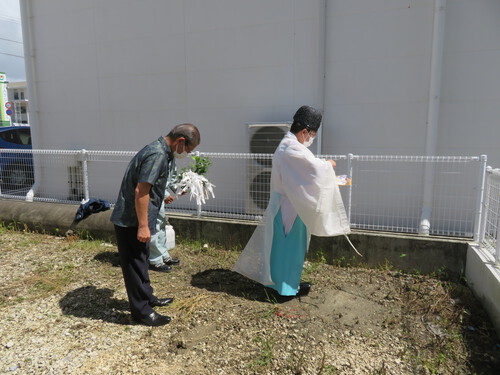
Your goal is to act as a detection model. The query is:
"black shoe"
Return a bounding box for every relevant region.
[149,263,173,273]
[276,295,295,303]
[264,287,294,303]
[133,311,171,326]
[297,282,312,297]
[150,297,174,307]
[165,258,180,266]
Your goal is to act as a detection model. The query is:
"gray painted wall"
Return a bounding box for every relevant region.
[21,0,500,201]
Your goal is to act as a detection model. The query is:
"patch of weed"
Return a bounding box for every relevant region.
[249,334,274,372]
[25,264,75,297]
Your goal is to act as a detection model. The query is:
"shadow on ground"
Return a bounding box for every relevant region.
[59,286,130,325]
[94,251,120,267]
[190,268,283,303]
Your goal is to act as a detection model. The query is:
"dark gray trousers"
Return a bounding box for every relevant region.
[114,225,155,318]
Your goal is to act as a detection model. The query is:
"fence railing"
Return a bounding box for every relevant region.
[0,149,497,254]
[478,167,500,264]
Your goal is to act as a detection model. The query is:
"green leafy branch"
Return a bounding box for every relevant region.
[179,155,212,178]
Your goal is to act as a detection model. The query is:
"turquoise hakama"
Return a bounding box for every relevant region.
[266,208,308,296]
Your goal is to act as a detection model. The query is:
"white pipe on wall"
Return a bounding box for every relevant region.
[317,0,328,156]
[19,0,41,201]
[419,0,447,235]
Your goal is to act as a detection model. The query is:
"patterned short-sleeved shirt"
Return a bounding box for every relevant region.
[110,137,173,228]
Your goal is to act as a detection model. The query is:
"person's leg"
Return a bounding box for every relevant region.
[114,225,155,318]
[147,203,173,272]
[163,223,180,265]
[149,221,167,265]
[266,210,308,296]
[148,202,169,265]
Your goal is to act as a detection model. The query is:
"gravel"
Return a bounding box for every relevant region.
[0,229,499,374]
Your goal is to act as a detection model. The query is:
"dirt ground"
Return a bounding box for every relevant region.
[0,227,499,375]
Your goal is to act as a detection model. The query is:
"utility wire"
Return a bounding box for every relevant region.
[0,51,24,59]
[0,37,23,44]
[0,16,20,23]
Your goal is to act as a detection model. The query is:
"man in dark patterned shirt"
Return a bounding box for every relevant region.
[111,123,200,326]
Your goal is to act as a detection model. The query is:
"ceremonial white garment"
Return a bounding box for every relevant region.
[234,132,350,285]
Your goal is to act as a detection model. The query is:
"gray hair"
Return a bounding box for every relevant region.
[167,123,200,146]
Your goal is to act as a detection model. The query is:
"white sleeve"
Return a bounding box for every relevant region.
[280,144,350,236]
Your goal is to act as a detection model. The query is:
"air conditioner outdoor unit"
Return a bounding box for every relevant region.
[246,123,290,215]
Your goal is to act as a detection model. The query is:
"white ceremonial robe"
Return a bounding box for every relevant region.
[234,132,350,286]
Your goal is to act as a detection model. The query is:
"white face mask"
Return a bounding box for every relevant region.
[173,143,188,159]
[303,133,315,148]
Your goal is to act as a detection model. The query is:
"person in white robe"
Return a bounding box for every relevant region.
[234,106,351,297]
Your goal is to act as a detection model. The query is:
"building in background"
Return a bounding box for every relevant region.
[7,81,29,126]
[0,73,29,127]
[0,72,10,126]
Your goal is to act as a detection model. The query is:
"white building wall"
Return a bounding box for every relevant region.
[438,0,500,161]
[25,0,325,153]
[322,0,500,165]
[20,0,500,204]
[323,0,434,156]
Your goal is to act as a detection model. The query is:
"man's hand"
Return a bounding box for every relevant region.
[164,195,175,204]
[328,159,337,168]
[137,225,151,243]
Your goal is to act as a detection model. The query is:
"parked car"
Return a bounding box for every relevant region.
[0,126,34,191]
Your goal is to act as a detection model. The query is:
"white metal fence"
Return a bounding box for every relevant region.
[478,167,500,264]
[0,149,498,257]
[344,154,486,238]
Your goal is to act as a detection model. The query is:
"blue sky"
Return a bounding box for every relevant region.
[0,0,25,82]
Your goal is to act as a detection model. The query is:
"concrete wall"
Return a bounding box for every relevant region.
[466,244,500,338]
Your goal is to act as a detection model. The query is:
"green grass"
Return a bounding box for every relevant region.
[249,334,274,371]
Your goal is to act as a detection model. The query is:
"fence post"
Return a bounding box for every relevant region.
[496,216,500,265]
[479,167,492,244]
[81,149,90,202]
[473,155,488,242]
[346,153,354,221]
